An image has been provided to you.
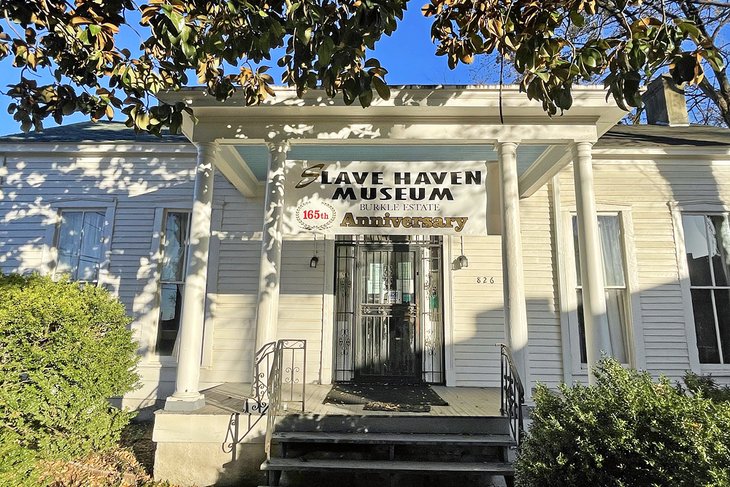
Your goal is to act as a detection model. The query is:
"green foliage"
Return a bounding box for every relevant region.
[424,0,729,125]
[0,274,139,487]
[682,371,730,403]
[1,0,402,134]
[2,0,729,131]
[516,359,730,487]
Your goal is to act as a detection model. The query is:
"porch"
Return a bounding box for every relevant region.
[153,341,523,486]
[154,382,513,487]
[150,85,626,485]
[202,382,502,417]
[155,85,628,415]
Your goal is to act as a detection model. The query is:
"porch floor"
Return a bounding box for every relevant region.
[201,383,502,417]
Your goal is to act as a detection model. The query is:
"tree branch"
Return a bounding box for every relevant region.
[689,0,730,7]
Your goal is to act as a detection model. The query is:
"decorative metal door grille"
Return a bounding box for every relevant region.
[333,235,444,383]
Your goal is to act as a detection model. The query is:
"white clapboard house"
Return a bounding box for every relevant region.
[1,78,730,486]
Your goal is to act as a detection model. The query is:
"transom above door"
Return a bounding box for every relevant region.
[333,235,445,384]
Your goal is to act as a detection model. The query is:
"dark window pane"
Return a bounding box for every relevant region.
[606,289,628,363]
[714,289,730,363]
[572,216,581,287]
[396,253,415,304]
[157,283,184,355]
[577,291,587,363]
[683,215,713,286]
[691,289,720,363]
[77,257,98,282]
[161,212,189,282]
[709,215,730,286]
[80,212,104,259]
[57,250,77,277]
[57,212,83,277]
[57,211,105,282]
[577,289,628,364]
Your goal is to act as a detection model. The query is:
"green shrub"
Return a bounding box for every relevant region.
[516,359,730,487]
[0,274,139,486]
[682,371,730,403]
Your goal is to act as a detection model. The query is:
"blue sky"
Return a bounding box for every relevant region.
[0,6,475,136]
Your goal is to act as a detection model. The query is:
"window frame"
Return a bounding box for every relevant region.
[672,201,730,373]
[155,209,192,357]
[139,203,220,367]
[559,205,643,377]
[42,198,117,288]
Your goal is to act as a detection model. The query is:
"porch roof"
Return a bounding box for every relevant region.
[158,85,626,199]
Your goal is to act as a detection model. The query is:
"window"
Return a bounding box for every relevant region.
[572,214,629,363]
[682,214,730,364]
[156,211,191,355]
[54,210,106,283]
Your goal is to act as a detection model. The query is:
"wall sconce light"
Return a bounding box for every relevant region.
[310,234,319,268]
[457,236,469,269]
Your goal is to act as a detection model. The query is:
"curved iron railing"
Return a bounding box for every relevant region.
[245,341,277,414]
[499,343,525,445]
[265,339,306,459]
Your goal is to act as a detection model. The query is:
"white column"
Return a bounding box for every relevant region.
[165,142,217,411]
[254,141,288,351]
[572,141,611,384]
[498,141,530,392]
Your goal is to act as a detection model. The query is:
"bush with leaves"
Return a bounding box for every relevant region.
[682,371,730,404]
[516,359,730,487]
[0,274,139,486]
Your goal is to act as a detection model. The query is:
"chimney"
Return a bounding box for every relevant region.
[642,74,690,126]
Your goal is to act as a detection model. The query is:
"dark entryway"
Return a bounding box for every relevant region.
[356,245,419,380]
[333,236,445,384]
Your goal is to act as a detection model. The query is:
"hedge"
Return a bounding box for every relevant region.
[0,274,139,486]
[516,359,730,486]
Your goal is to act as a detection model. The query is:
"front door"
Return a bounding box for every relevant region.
[356,245,419,381]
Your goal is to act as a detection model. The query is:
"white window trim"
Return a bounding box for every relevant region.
[669,200,730,374]
[557,203,644,378]
[41,197,117,288]
[140,202,220,368]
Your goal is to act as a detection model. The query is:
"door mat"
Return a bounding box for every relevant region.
[324,383,449,412]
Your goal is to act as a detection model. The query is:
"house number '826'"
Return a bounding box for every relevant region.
[476,277,495,284]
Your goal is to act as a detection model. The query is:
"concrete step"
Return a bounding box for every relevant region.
[274,415,510,435]
[261,458,515,475]
[272,431,516,447]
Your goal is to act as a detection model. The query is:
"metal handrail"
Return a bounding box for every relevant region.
[247,341,277,413]
[499,343,525,445]
[264,339,307,459]
[264,342,283,459]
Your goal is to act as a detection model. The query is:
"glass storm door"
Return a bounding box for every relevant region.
[334,236,444,384]
[356,247,419,380]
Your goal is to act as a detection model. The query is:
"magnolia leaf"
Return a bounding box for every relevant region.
[372,76,390,100]
[358,86,373,108]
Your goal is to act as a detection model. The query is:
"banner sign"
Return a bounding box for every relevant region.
[282,161,487,236]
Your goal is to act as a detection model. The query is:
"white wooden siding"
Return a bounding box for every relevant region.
[5,141,730,405]
[450,235,505,387]
[557,156,730,384]
[0,147,198,406]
